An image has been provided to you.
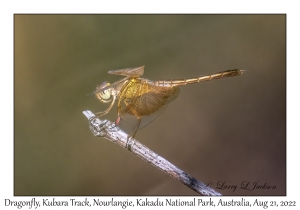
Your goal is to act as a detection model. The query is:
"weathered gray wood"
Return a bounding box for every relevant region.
[83,110,221,196]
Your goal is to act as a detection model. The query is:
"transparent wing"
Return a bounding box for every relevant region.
[117,103,169,135]
[117,85,180,137]
[88,66,144,96]
[87,77,128,96]
[108,65,144,77]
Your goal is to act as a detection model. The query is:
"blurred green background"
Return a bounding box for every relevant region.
[14,15,285,195]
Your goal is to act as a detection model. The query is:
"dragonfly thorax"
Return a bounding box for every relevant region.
[95,81,112,103]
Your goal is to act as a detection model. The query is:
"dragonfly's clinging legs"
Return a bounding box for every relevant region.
[117,93,142,138]
[116,82,131,123]
[130,111,141,138]
[95,96,116,117]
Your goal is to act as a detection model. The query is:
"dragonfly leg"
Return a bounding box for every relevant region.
[131,117,141,138]
[115,99,130,125]
[95,96,116,117]
[117,100,141,138]
[129,83,144,138]
[116,80,142,138]
[126,106,141,138]
[116,83,132,125]
[116,83,131,118]
[116,101,123,125]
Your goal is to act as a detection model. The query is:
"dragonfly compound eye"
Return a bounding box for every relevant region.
[95,82,112,103]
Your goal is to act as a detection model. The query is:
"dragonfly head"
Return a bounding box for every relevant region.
[95,81,112,103]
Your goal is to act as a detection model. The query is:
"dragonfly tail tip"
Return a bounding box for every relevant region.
[239,70,246,75]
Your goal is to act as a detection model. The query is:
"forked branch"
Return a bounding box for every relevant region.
[82,110,221,196]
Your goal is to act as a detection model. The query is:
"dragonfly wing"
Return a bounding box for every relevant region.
[117,86,180,136]
[88,66,144,96]
[117,112,142,135]
[108,66,144,77]
[88,77,130,96]
[117,103,174,137]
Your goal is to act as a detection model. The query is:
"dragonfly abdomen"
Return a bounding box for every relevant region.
[152,69,245,87]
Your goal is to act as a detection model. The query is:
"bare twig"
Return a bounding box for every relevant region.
[82,110,221,196]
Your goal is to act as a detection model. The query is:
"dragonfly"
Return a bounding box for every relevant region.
[89,66,245,138]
